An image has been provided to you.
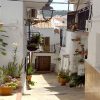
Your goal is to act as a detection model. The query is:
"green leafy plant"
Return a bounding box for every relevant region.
[27,33,43,51]
[31,34,41,44]
[0,66,9,84]
[58,69,70,82]
[6,46,23,78]
[69,73,78,87]
[6,46,18,77]
[16,63,23,78]
[27,64,34,75]
[28,80,35,86]
[69,73,85,87]
[5,82,18,90]
[7,62,17,78]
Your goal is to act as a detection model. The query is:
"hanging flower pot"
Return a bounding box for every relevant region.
[27,39,39,51]
[27,33,42,51]
[30,34,41,44]
[27,43,39,51]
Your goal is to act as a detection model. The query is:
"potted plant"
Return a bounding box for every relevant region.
[69,72,85,87]
[31,34,41,44]
[15,63,23,79]
[0,79,20,95]
[27,33,42,51]
[0,66,21,95]
[69,72,78,87]
[26,64,34,81]
[0,84,13,95]
[26,64,35,89]
[27,43,39,51]
[0,67,13,95]
[58,70,70,86]
[6,46,23,79]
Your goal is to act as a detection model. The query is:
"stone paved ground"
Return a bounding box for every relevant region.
[22,73,85,100]
[0,73,85,100]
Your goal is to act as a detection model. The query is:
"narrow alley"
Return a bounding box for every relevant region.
[0,0,100,100]
[21,73,84,100]
[0,73,84,100]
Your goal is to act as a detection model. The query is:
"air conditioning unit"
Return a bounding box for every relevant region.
[28,9,37,18]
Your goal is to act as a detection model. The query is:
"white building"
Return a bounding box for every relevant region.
[0,0,100,99]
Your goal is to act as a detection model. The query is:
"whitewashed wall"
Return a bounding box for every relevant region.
[30,27,60,52]
[59,30,88,73]
[87,0,100,71]
[73,0,89,10]
[29,28,60,72]
[32,28,60,45]
[0,0,24,66]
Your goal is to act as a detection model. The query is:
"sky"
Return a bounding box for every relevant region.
[50,0,74,11]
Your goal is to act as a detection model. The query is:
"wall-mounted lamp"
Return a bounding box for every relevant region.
[42,3,53,21]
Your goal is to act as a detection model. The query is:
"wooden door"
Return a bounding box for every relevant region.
[36,56,51,71]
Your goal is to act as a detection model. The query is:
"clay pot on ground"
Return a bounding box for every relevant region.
[0,86,13,95]
[60,78,67,86]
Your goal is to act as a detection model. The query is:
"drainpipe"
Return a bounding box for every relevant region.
[21,2,27,94]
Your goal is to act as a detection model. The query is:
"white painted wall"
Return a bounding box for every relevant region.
[74,0,89,10]
[59,30,88,73]
[77,3,89,10]
[30,27,60,52]
[32,28,60,45]
[0,0,28,94]
[27,27,60,72]
[87,0,100,71]
[0,0,24,66]
[92,0,100,17]
[62,31,80,73]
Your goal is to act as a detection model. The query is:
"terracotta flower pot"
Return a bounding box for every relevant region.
[26,75,32,81]
[60,78,67,86]
[0,86,13,95]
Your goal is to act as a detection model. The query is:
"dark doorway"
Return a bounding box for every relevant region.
[36,56,51,71]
